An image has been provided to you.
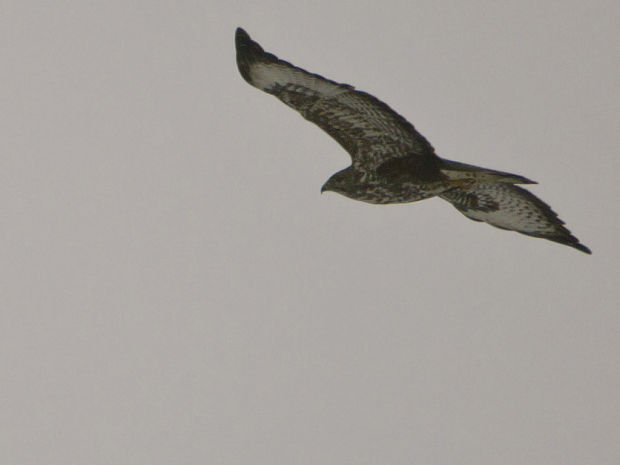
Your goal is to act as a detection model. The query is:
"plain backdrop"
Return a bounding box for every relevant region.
[2,1,619,464]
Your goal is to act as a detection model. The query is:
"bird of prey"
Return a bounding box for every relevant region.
[235,27,591,254]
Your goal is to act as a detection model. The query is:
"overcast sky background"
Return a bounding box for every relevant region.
[2,1,619,464]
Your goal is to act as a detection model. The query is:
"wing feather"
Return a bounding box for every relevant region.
[235,27,435,172]
[440,183,591,254]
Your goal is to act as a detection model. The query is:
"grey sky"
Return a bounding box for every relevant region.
[2,1,619,464]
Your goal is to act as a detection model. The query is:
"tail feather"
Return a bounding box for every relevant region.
[439,183,591,254]
[440,159,536,185]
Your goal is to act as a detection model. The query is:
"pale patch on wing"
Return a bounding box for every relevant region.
[441,184,559,234]
[266,78,435,170]
[440,183,590,252]
[236,28,435,171]
[249,62,350,98]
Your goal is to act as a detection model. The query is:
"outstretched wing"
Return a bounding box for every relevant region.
[235,27,436,173]
[440,183,591,254]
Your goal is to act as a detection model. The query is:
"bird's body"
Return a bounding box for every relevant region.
[235,27,590,254]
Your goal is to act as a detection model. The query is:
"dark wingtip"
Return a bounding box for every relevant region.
[235,27,271,83]
[235,27,278,84]
[549,234,592,254]
[511,174,537,185]
[558,227,592,254]
[235,27,254,83]
[572,242,592,255]
[235,27,251,48]
[235,27,265,58]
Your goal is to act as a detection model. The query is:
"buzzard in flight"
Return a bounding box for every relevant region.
[235,27,590,254]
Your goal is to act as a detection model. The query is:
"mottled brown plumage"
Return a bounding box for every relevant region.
[235,27,591,254]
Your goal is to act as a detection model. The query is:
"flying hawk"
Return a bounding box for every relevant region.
[235,27,591,254]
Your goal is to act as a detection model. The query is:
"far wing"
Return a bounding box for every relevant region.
[439,183,591,254]
[235,28,436,172]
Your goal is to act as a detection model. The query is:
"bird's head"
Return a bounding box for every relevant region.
[321,167,360,197]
